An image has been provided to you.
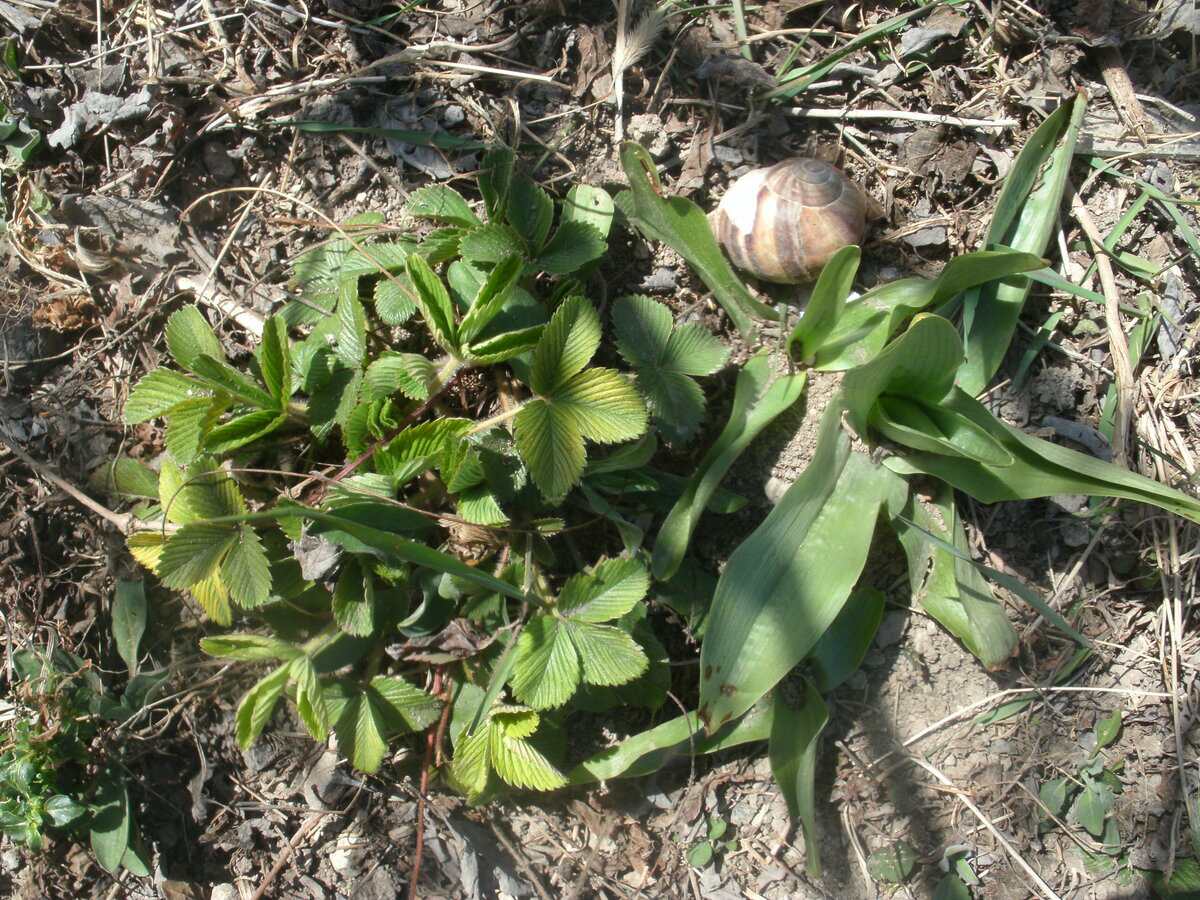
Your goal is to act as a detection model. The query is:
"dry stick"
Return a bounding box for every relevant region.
[0,429,132,532]
[249,811,328,900]
[908,756,1065,900]
[1068,182,1136,467]
[785,107,1018,128]
[1095,45,1151,146]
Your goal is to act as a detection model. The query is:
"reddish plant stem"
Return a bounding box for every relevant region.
[409,666,452,900]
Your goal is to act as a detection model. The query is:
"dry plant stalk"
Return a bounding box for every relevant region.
[612,0,666,144]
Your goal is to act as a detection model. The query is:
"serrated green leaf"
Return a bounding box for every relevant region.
[112,579,146,676]
[127,532,165,572]
[166,306,224,373]
[204,408,289,454]
[307,362,361,440]
[488,719,567,790]
[158,522,238,590]
[535,220,606,275]
[466,324,544,365]
[190,354,275,408]
[553,368,647,443]
[333,558,376,636]
[514,399,585,501]
[511,616,580,709]
[373,272,417,324]
[508,177,553,251]
[290,655,328,742]
[165,396,223,465]
[334,293,367,368]
[613,294,672,369]
[459,254,522,345]
[561,184,614,241]
[124,369,211,423]
[457,484,508,526]
[460,222,525,265]
[363,351,433,401]
[559,557,649,621]
[259,315,291,405]
[407,184,481,228]
[637,368,707,444]
[236,664,290,748]
[478,146,514,221]
[94,457,160,499]
[201,634,301,661]
[368,675,440,730]
[530,295,601,396]
[663,322,730,376]
[567,620,647,686]
[220,526,271,607]
[406,253,459,353]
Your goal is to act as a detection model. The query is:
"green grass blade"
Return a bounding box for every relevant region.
[652,354,806,580]
[959,92,1087,394]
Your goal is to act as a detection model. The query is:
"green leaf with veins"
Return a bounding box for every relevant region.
[452,704,566,796]
[165,306,225,373]
[511,559,650,708]
[614,294,729,443]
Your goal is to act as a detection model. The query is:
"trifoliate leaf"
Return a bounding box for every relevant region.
[552,368,647,443]
[407,184,481,228]
[324,676,439,773]
[459,254,522,345]
[535,220,606,275]
[529,295,600,396]
[236,664,290,748]
[124,370,210,423]
[189,355,275,409]
[511,615,581,709]
[567,620,648,686]
[165,306,225,373]
[612,294,673,369]
[220,526,271,608]
[558,557,649,622]
[363,351,434,401]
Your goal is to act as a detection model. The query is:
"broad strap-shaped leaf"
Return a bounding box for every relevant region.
[618,141,775,338]
[960,92,1087,394]
[124,369,211,423]
[652,354,806,581]
[768,680,829,876]
[405,253,459,353]
[236,663,291,748]
[111,579,146,675]
[699,404,909,731]
[90,769,132,873]
[558,557,649,621]
[166,305,225,373]
[530,295,601,396]
[788,245,861,362]
[893,489,1017,669]
[871,396,1012,466]
[407,184,482,228]
[884,387,1200,524]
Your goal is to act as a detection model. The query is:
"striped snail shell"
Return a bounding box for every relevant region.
[711,158,869,284]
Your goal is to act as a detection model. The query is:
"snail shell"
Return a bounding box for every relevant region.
[711,158,869,284]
